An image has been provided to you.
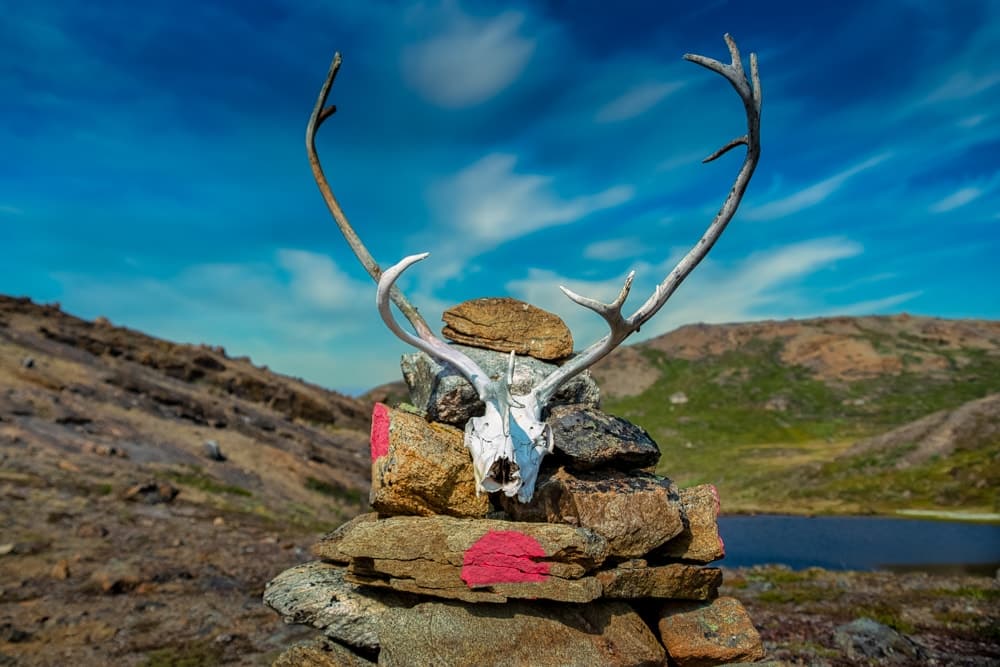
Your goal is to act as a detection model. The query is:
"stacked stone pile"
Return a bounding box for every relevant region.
[265,298,768,666]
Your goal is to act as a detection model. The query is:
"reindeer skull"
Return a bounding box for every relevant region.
[309,35,762,503]
[464,353,554,502]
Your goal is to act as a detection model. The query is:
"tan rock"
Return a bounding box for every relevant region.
[596,560,721,600]
[336,515,608,603]
[312,513,379,564]
[502,468,684,558]
[368,404,490,518]
[442,297,574,361]
[272,637,374,667]
[657,597,765,667]
[377,599,665,667]
[88,560,143,594]
[654,484,725,563]
[51,558,71,580]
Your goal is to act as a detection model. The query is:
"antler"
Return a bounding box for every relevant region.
[530,33,762,407]
[306,53,434,340]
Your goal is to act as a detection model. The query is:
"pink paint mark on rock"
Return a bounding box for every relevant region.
[461,530,550,587]
[370,403,390,462]
[710,484,725,556]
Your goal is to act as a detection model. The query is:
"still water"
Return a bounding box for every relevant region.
[717,515,1000,574]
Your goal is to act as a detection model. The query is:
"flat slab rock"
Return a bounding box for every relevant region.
[546,404,661,471]
[657,596,765,667]
[596,560,721,600]
[336,514,609,604]
[377,599,665,667]
[368,404,490,518]
[501,468,684,558]
[401,345,600,426]
[441,297,574,361]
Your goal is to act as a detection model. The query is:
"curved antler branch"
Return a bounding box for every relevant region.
[532,33,762,406]
[377,253,492,398]
[307,53,434,338]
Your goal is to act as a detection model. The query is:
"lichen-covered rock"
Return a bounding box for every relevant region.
[653,484,725,564]
[546,404,661,471]
[596,559,721,600]
[336,515,608,603]
[263,561,408,650]
[401,345,600,426]
[442,297,574,361]
[501,468,684,558]
[368,404,490,518]
[657,596,765,667]
[377,599,665,667]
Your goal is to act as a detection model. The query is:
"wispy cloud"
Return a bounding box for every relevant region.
[402,7,535,108]
[929,186,985,213]
[435,154,633,243]
[583,237,647,261]
[924,71,1000,105]
[507,237,871,345]
[277,249,370,311]
[743,153,893,221]
[595,81,684,123]
[0,204,23,215]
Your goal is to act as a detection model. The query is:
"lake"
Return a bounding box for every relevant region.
[717,515,1000,575]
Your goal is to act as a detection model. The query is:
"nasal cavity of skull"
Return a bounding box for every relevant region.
[488,458,518,484]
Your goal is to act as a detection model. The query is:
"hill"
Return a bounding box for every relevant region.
[0,295,373,664]
[592,315,1000,515]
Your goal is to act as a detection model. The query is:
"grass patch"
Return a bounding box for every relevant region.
[305,477,363,505]
[141,641,224,667]
[852,603,915,635]
[166,468,252,497]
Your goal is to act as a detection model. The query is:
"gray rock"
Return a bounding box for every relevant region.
[501,468,684,558]
[377,599,666,667]
[834,617,923,662]
[263,561,409,650]
[203,439,226,461]
[401,346,601,426]
[546,404,661,471]
[272,637,374,667]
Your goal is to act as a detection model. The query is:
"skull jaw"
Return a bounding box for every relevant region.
[464,399,553,503]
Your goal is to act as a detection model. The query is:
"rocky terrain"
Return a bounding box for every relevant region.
[1,296,997,665]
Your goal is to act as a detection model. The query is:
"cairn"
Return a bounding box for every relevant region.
[265,299,767,666]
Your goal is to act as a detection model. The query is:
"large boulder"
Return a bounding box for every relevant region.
[652,484,725,564]
[377,599,665,667]
[401,345,600,426]
[441,297,574,361]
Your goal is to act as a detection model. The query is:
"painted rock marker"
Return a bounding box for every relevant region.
[461,530,550,586]
[369,403,390,462]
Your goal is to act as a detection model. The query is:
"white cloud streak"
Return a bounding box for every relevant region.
[595,81,684,123]
[743,153,893,221]
[929,186,984,213]
[402,8,535,108]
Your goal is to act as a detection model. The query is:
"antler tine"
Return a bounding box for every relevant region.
[307,53,434,339]
[377,253,492,398]
[532,34,762,407]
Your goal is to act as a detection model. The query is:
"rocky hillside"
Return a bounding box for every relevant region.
[0,295,373,665]
[592,315,1000,515]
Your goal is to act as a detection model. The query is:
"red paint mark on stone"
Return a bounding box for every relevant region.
[461,530,550,587]
[370,403,390,462]
[710,484,725,556]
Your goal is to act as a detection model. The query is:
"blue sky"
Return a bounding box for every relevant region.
[2,1,998,395]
